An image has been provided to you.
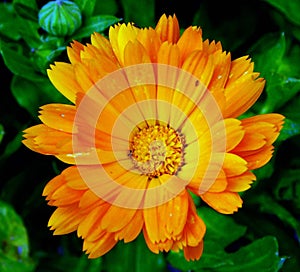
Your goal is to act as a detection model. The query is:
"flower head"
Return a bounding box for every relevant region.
[23,14,284,261]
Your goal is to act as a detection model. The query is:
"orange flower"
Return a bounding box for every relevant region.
[23,14,284,261]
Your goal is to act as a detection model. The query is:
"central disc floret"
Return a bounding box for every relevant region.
[129,123,185,178]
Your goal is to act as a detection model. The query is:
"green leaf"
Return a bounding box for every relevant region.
[32,36,66,72]
[249,193,300,244]
[40,254,102,272]
[93,0,118,16]
[0,253,35,272]
[274,169,300,212]
[168,208,284,272]
[198,208,247,248]
[0,41,43,81]
[11,75,69,117]
[0,3,21,40]
[263,0,300,26]
[17,19,41,49]
[252,160,275,181]
[0,124,4,144]
[251,32,286,71]
[120,0,154,27]
[0,201,35,272]
[71,15,120,40]
[252,33,300,113]
[12,0,38,21]
[280,93,300,121]
[104,234,166,272]
[261,75,300,113]
[74,0,96,17]
[169,237,284,272]
[0,129,23,161]
[277,118,300,141]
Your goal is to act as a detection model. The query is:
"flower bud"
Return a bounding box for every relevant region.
[38,0,82,36]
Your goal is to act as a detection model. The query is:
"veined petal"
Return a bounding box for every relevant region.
[224,118,244,152]
[109,23,140,65]
[23,124,73,155]
[48,205,81,235]
[201,191,243,214]
[137,27,162,62]
[114,210,144,242]
[222,153,248,177]
[39,104,76,133]
[178,26,203,61]
[47,62,83,103]
[223,73,265,118]
[183,241,204,261]
[91,32,119,63]
[226,171,256,192]
[155,14,180,44]
[77,204,110,239]
[83,232,118,258]
[225,56,254,86]
[233,114,284,169]
[67,40,85,64]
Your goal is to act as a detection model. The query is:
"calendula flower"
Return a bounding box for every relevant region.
[23,14,284,261]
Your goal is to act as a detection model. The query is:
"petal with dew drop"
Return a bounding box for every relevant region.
[39,104,76,133]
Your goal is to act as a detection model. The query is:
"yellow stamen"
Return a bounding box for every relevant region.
[129,122,185,179]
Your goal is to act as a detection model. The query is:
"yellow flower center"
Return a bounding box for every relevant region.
[129,122,185,179]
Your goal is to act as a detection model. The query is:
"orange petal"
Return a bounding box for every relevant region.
[155,14,180,44]
[208,50,231,91]
[109,23,139,65]
[177,26,203,61]
[77,204,110,239]
[123,40,151,65]
[67,40,84,64]
[23,124,73,155]
[224,118,244,152]
[47,62,83,103]
[114,210,144,242]
[91,32,119,63]
[51,184,85,206]
[240,113,284,145]
[143,178,188,244]
[183,240,204,261]
[225,56,254,87]
[84,232,118,258]
[43,173,66,198]
[39,104,76,133]
[206,169,227,192]
[226,171,256,192]
[181,50,214,88]
[223,73,265,118]
[200,191,243,214]
[222,153,248,177]
[101,206,137,232]
[79,190,105,209]
[48,205,81,234]
[137,27,161,62]
[237,145,274,170]
[182,194,206,247]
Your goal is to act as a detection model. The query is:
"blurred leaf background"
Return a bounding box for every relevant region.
[0,0,300,271]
